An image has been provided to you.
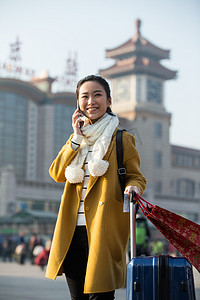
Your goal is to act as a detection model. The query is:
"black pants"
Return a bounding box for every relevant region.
[63,226,115,300]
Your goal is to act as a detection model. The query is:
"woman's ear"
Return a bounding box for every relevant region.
[107,97,112,107]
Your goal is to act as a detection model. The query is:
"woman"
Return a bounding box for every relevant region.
[45,75,146,300]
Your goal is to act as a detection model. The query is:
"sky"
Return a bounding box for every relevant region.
[0,0,200,149]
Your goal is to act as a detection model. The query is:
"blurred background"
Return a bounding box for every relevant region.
[0,0,200,264]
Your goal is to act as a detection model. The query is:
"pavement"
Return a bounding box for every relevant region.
[0,261,199,300]
[0,261,125,300]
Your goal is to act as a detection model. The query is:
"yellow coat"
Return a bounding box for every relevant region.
[45,129,146,293]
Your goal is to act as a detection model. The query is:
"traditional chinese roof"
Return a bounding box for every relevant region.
[106,19,170,61]
[100,56,177,79]
[99,19,177,80]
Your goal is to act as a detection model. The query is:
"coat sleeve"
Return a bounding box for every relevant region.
[123,132,147,195]
[49,134,79,182]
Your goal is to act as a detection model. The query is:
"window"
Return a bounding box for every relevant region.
[147,79,162,104]
[154,122,162,138]
[176,179,195,197]
[155,181,162,193]
[155,150,162,167]
[0,92,28,178]
[32,201,44,211]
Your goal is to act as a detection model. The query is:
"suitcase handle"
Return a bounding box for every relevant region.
[130,191,136,259]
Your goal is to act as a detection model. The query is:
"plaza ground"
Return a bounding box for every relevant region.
[0,261,199,300]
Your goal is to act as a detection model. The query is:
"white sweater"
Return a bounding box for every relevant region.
[71,134,91,226]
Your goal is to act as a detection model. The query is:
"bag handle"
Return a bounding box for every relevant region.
[134,194,154,216]
[116,129,126,196]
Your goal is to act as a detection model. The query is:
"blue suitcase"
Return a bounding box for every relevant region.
[126,193,196,300]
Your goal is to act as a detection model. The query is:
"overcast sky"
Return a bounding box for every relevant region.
[0,0,200,149]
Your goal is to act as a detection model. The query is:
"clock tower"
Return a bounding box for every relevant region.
[99,19,176,118]
[99,20,177,197]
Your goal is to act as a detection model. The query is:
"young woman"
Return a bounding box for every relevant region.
[45,75,146,300]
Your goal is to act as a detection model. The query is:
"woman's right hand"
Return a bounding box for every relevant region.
[72,108,84,135]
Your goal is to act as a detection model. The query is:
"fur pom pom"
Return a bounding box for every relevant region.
[88,160,109,177]
[65,166,84,183]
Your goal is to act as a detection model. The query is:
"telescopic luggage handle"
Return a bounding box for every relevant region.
[130,191,137,259]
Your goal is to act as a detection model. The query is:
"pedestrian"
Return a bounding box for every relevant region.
[15,232,27,264]
[2,235,13,262]
[151,239,164,255]
[29,233,38,264]
[35,240,51,270]
[45,75,146,300]
[15,241,26,264]
[135,213,150,256]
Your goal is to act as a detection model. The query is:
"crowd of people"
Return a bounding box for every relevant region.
[0,232,51,268]
[0,222,179,269]
[0,223,179,270]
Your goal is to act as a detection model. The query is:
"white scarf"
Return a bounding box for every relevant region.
[65,113,119,183]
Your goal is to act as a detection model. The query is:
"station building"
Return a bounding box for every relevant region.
[0,20,199,236]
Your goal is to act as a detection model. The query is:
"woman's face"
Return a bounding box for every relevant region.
[78,81,111,123]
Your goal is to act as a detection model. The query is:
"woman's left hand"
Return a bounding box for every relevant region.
[125,186,141,198]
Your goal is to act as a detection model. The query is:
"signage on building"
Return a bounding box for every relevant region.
[0,36,36,80]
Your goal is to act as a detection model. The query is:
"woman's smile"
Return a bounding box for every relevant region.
[87,106,98,112]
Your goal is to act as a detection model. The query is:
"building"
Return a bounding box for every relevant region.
[0,19,199,237]
[100,19,200,222]
[0,73,76,234]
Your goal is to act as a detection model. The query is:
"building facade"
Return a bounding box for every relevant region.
[100,20,200,222]
[0,74,76,222]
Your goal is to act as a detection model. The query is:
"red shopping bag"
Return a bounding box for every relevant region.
[135,194,200,272]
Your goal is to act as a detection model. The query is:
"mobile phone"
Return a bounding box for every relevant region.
[77,100,83,129]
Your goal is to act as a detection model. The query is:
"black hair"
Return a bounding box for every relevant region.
[76,75,111,99]
[76,75,114,115]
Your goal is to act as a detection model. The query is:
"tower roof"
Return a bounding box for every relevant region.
[100,19,177,80]
[99,56,177,80]
[106,20,170,61]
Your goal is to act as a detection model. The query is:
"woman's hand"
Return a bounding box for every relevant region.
[72,108,84,135]
[125,186,141,199]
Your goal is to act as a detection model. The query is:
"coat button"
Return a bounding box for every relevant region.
[85,206,89,211]
[99,201,104,206]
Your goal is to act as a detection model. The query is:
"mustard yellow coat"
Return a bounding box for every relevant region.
[45,129,146,293]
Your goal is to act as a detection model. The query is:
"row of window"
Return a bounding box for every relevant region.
[17,179,63,189]
[19,200,60,213]
[155,149,200,170]
[172,152,200,169]
[1,131,25,143]
[155,178,199,198]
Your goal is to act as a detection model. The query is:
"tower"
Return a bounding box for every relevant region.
[100,20,177,198]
